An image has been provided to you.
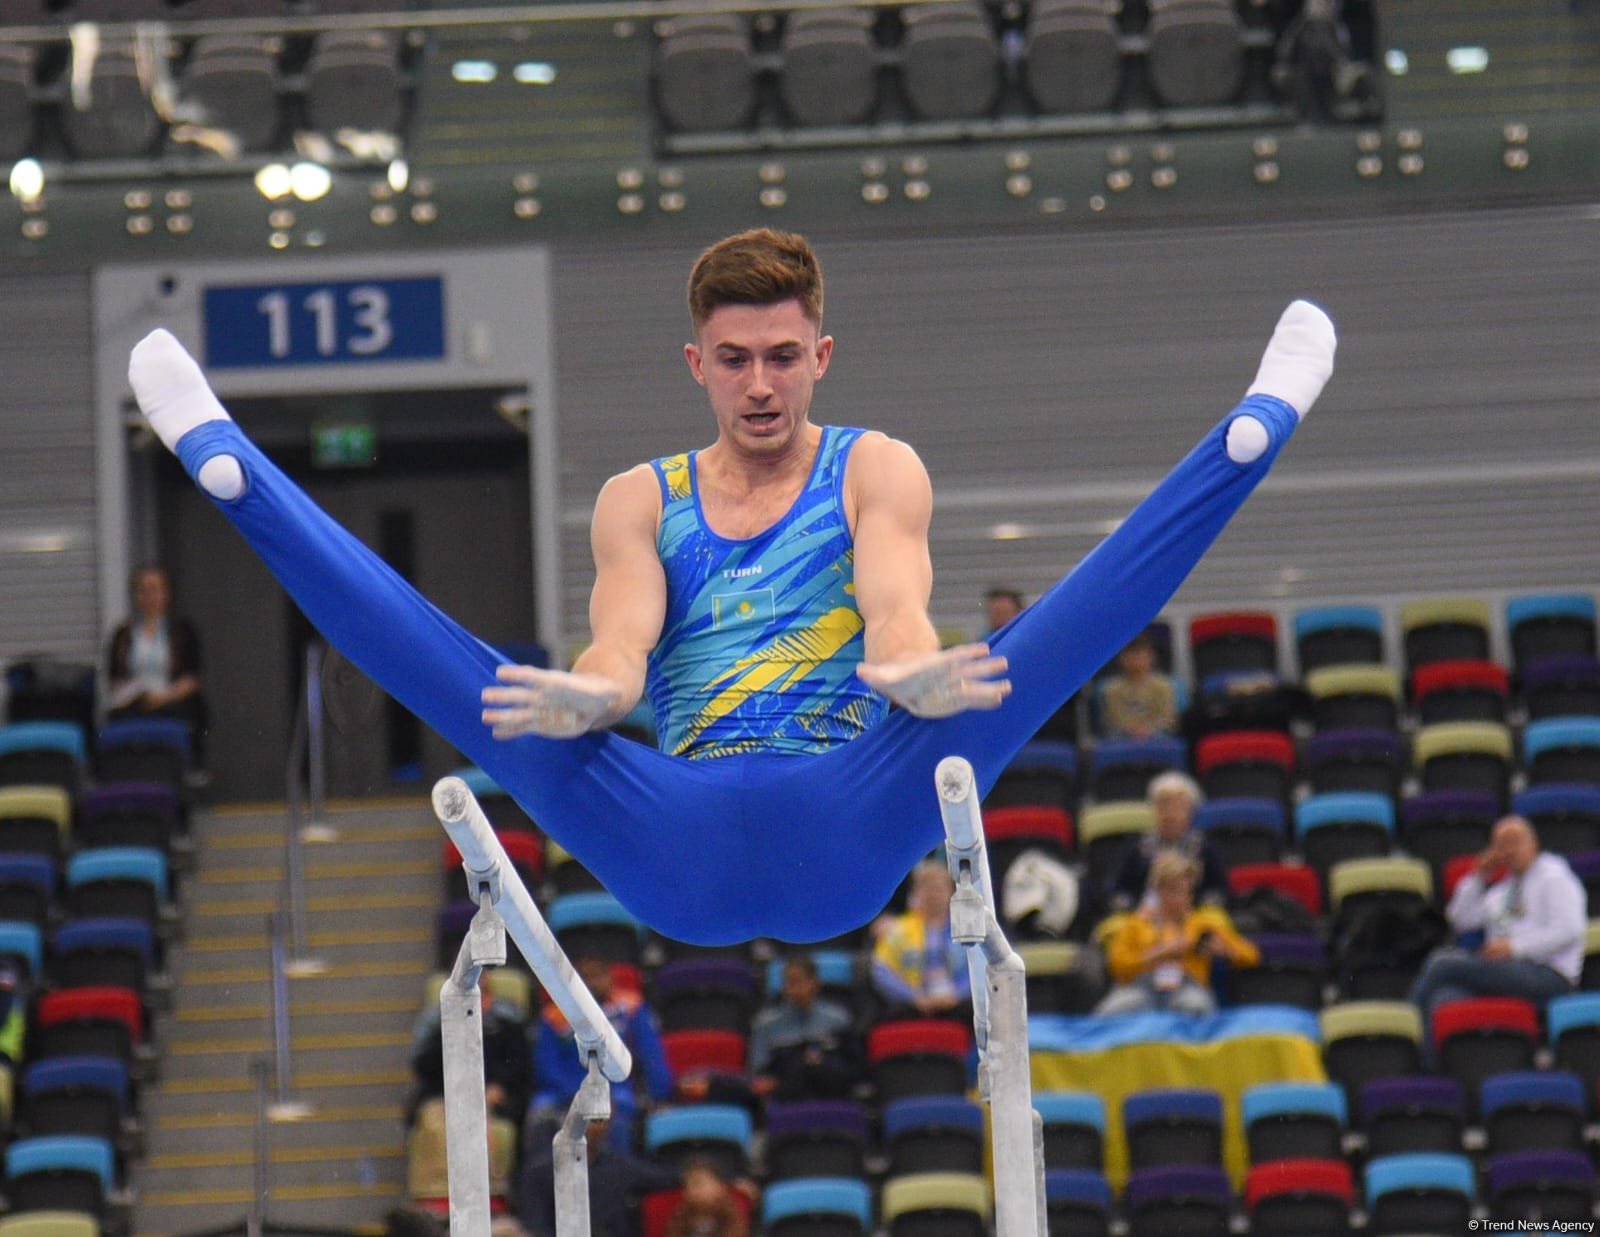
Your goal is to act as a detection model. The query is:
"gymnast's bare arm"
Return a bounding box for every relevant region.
[481,465,666,739]
[849,432,1011,718]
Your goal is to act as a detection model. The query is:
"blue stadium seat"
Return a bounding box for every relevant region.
[1523,718,1600,788]
[0,920,42,981]
[544,892,644,965]
[0,722,87,794]
[3,1133,115,1214]
[1507,593,1597,671]
[1511,783,1600,855]
[1295,792,1394,879]
[51,918,156,993]
[64,848,167,925]
[1295,604,1384,673]
[644,1103,751,1178]
[1035,1090,1105,1171]
[20,1055,128,1144]
[1480,1070,1585,1154]
[95,718,191,786]
[1364,1151,1474,1236]
[763,1177,872,1237]
[1124,1089,1224,1169]
[883,1094,984,1175]
[0,854,55,926]
[1089,734,1186,802]
[1548,992,1600,1110]
[1192,797,1285,869]
[1044,1167,1112,1236]
[1241,1081,1346,1165]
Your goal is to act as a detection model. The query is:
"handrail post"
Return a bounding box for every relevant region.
[248,1057,269,1237]
[935,755,1045,1237]
[266,910,314,1122]
[282,644,329,977]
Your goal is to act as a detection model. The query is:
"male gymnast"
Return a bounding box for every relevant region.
[128,229,1335,944]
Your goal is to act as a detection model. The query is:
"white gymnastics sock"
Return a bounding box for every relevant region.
[1228,300,1337,464]
[1245,299,1337,418]
[128,330,246,500]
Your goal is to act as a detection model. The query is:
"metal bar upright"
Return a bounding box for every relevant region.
[935,755,1045,1237]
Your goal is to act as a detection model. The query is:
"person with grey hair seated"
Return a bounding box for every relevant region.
[1109,771,1229,911]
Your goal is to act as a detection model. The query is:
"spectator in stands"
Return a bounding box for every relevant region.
[749,955,863,1102]
[665,1158,756,1237]
[1411,815,1585,1032]
[1100,628,1177,739]
[1109,771,1228,911]
[872,859,972,1019]
[529,956,674,1152]
[982,587,1025,637]
[410,984,533,1125]
[1096,852,1259,1016]
[106,564,210,762]
[517,1115,680,1237]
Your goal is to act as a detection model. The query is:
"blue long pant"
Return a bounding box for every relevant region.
[175,394,1299,944]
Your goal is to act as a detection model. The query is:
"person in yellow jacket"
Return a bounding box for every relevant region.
[1095,850,1260,1016]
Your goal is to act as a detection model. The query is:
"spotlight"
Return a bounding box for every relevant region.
[289,162,332,202]
[8,158,42,205]
[255,164,292,200]
[387,159,409,194]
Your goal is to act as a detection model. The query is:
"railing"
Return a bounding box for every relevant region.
[432,777,631,1236]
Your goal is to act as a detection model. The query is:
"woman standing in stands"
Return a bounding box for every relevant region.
[106,565,208,761]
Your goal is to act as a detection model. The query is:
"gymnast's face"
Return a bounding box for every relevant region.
[684,298,833,458]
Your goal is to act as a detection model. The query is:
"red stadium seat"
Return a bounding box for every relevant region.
[1245,1157,1354,1234]
[1433,997,1539,1102]
[1190,611,1280,679]
[35,986,143,1061]
[867,1018,972,1102]
[1196,731,1296,802]
[1228,862,1322,917]
[661,1028,747,1080]
[1413,659,1511,725]
[640,1185,754,1237]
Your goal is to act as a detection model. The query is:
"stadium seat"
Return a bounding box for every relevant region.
[985,740,1078,817]
[1303,728,1404,798]
[4,658,96,737]
[3,1134,114,1215]
[1480,1070,1585,1154]
[0,1212,101,1237]
[64,848,167,926]
[1243,1156,1354,1236]
[660,1028,746,1082]
[898,2,1002,121]
[1227,862,1321,917]
[1017,941,1100,1014]
[1523,717,1600,787]
[0,854,55,927]
[1512,783,1600,855]
[764,950,869,1023]
[884,1095,984,1174]
[1521,654,1600,721]
[640,1184,754,1237]
[94,718,191,788]
[545,892,644,965]
[1400,789,1497,886]
[0,921,41,983]
[762,1176,872,1237]
[1089,735,1185,803]
[1229,934,1324,1010]
[182,34,280,151]
[1079,802,1154,894]
[881,1171,989,1236]
[1400,598,1492,674]
[1487,1148,1595,1224]
[1191,611,1277,679]
[1433,997,1539,1103]
[1043,1169,1112,1235]
[867,1019,971,1102]
[643,1103,751,1178]
[1241,1081,1346,1164]
[1295,793,1393,882]
[1507,593,1597,671]
[1548,992,1600,1108]
[1193,797,1285,870]
[763,1099,870,1180]
[1327,855,1431,923]
[304,29,405,134]
[779,9,879,128]
[0,787,71,860]
[19,1057,128,1145]
[1195,731,1295,802]
[651,959,757,1033]
[1123,1088,1223,1169]
[1364,1151,1475,1236]
[1413,720,1514,801]
[1295,605,1385,675]
[1304,664,1400,732]
[1320,1002,1423,1105]
[1358,1075,1465,1157]
[981,803,1074,894]
[1035,1090,1105,1171]
[76,784,182,855]
[542,839,605,895]
[1023,0,1122,115]
[1585,919,1600,989]
[50,918,156,994]
[1123,1163,1231,1237]
[1413,658,1510,724]
[420,967,532,1021]
[0,723,85,796]
[34,988,143,1063]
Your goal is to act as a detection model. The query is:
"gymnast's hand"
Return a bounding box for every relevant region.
[856,643,1011,719]
[480,664,624,739]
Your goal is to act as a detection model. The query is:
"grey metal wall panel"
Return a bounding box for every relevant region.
[552,206,1600,647]
[0,273,99,670]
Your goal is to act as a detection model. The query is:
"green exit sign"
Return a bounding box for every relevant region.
[311,422,377,469]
